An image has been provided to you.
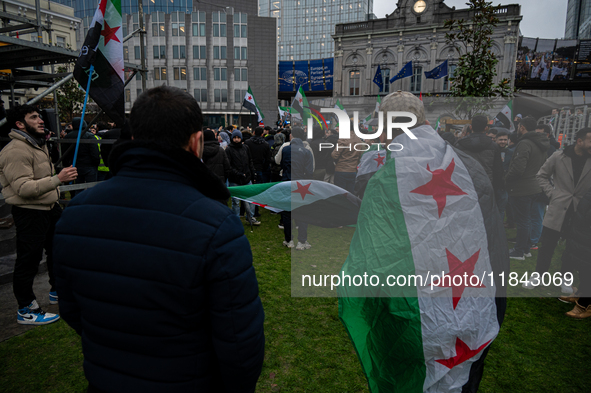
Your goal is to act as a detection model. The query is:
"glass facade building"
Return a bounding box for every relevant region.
[258,0,372,61]
[565,0,591,39]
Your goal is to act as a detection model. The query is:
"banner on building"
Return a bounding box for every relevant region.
[310,59,325,91]
[279,61,295,92]
[294,61,310,91]
[324,58,334,91]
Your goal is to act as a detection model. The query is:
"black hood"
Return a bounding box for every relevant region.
[202,140,221,159]
[109,140,230,203]
[456,133,494,153]
[520,131,550,154]
[249,136,267,145]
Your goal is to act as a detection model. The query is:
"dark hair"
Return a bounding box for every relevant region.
[520,116,537,132]
[130,86,202,147]
[264,125,272,131]
[97,121,110,131]
[291,126,305,140]
[471,115,489,133]
[226,125,234,131]
[535,123,553,136]
[509,132,519,143]
[575,127,591,142]
[6,104,37,129]
[487,128,498,135]
[254,127,264,136]
[268,129,277,135]
[496,130,509,138]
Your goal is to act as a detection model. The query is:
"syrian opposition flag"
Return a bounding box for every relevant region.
[243,86,264,122]
[334,99,348,116]
[339,124,509,392]
[291,85,310,124]
[496,101,514,132]
[229,181,362,228]
[374,94,381,114]
[73,0,125,126]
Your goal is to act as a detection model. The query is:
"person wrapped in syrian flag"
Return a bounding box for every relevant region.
[339,91,509,393]
[73,0,125,126]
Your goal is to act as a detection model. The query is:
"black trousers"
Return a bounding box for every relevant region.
[281,211,308,243]
[534,226,565,275]
[12,204,62,308]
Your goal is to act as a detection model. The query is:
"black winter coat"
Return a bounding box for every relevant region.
[456,133,504,191]
[54,141,265,393]
[280,138,313,181]
[505,131,550,197]
[226,142,255,185]
[203,140,230,182]
[62,130,100,168]
[245,136,271,172]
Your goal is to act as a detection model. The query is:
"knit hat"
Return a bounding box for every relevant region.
[231,129,242,140]
[380,91,426,126]
[71,117,87,133]
[203,129,216,142]
[219,131,231,145]
[274,133,285,145]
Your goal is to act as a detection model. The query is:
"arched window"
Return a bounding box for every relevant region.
[410,66,423,93]
[349,70,360,96]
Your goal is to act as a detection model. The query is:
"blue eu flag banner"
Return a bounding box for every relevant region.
[390,61,413,83]
[424,60,449,79]
[373,65,384,90]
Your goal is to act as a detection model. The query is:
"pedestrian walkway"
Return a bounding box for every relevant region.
[0,269,58,343]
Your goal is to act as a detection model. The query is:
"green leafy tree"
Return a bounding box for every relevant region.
[56,64,86,123]
[444,0,514,118]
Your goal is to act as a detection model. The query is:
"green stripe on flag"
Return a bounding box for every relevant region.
[338,158,425,392]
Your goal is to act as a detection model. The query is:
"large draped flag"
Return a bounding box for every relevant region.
[73,0,125,126]
[229,181,362,228]
[339,124,508,392]
[243,86,265,122]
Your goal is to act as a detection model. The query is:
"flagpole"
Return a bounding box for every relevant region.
[72,65,94,168]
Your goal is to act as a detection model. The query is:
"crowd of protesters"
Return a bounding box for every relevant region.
[0,88,590,393]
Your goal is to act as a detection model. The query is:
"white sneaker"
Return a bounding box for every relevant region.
[278,224,284,229]
[561,284,574,294]
[524,252,532,258]
[302,241,312,250]
[522,280,537,290]
[296,242,306,250]
[283,240,294,248]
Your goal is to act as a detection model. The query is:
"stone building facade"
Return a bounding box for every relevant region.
[332,0,522,97]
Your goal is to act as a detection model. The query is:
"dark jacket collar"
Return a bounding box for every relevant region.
[109,140,230,202]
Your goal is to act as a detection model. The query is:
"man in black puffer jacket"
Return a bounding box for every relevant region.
[202,129,230,183]
[455,115,504,192]
[226,129,259,225]
[54,86,265,393]
[245,126,271,184]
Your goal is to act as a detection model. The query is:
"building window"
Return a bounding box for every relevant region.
[152,22,165,36]
[180,45,186,59]
[153,46,166,59]
[213,11,226,37]
[381,68,390,93]
[172,19,185,36]
[241,47,247,60]
[214,46,219,59]
[221,89,228,102]
[56,36,66,48]
[349,70,360,96]
[443,64,457,92]
[173,67,186,80]
[172,46,186,59]
[234,12,247,38]
[154,67,166,80]
[234,68,247,81]
[125,89,131,102]
[215,89,221,102]
[201,89,208,102]
[214,68,227,81]
[192,11,206,36]
[234,47,240,59]
[193,45,206,59]
[193,67,207,80]
[134,46,140,59]
[411,66,423,93]
[235,89,242,103]
[221,46,226,59]
[173,46,179,59]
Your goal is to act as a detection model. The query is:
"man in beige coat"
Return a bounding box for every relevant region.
[0,105,77,324]
[523,128,591,291]
[331,127,363,193]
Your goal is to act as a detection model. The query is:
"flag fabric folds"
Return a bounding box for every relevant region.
[339,124,508,392]
[243,86,264,122]
[73,0,125,126]
[496,101,514,132]
[390,61,413,83]
[292,85,311,124]
[373,65,384,90]
[228,181,362,228]
[424,60,449,80]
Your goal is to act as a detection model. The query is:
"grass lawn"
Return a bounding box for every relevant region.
[1,210,590,393]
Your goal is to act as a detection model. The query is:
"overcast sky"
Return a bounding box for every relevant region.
[373,0,568,39]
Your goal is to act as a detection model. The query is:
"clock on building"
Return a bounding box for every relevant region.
[413,0,427,14]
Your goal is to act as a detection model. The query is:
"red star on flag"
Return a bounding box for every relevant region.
[374,154,385,168]
[434,249,485,309]
[248,96,252,101]
[292,182,314,200]
[410,158,467,217]
[435,337,491,369]
[299,98,303,104]
[101,21,121,46]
